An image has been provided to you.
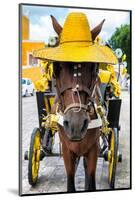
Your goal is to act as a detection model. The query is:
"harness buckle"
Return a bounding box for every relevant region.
[87,102,95,115]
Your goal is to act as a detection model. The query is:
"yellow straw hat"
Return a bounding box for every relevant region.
[33,12,117,64]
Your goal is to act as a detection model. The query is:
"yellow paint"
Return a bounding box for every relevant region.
[107,65,121,97]
[44,97,55,113]
[35,61,53,92]
[122,67,127,75]
[99,64,121,97]
[122,54,126,62]
[49,97,55,108]
[107,150,112,162]
[22,67,42,87]
[31,130,40,181]
[22,41,45,66]
[99,70,111,84]
[35,76,49,92]
[108,129,115,183]
[42,113,58,134]
[22,16,29,40]
[21,15,46,85]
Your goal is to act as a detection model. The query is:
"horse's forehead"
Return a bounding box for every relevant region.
[56,62,95,87]
[60,62,94,67]
[59,63,95,74]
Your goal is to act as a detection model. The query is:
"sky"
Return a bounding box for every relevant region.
[22,5,130,43]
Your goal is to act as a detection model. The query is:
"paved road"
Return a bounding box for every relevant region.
[21,91,130,195]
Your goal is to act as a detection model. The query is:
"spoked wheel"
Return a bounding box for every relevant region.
[108,128,119,189]
[28,128,41,186]
[42,129,54,154]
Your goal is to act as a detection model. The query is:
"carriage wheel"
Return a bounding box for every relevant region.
[108,128,119,189]
[28,128,41,186]
[42,129,54,153]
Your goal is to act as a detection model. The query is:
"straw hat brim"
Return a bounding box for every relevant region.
[33,43,117,64]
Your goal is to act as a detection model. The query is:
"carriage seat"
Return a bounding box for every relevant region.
[98,70,111,101]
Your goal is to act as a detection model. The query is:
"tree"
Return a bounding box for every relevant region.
[108,24,130,74]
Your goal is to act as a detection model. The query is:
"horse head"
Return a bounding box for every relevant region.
[54,62,99,141]
[51,14,105,141]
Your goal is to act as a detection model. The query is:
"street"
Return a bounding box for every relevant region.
[21,91,130,194]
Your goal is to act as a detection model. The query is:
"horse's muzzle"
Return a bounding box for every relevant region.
[63,109,89,141]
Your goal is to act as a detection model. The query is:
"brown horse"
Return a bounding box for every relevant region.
[50,15,105,192]
[54,62,100,192]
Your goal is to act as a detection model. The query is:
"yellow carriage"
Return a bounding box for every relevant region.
[98,64,122,188]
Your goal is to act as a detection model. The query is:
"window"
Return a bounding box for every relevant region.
[29,54,38,66]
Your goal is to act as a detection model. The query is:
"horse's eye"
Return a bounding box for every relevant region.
[96,65,99,74]
[90,63,98,78]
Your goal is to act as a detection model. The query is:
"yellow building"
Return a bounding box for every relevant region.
[22,15,45,85]
[22,15,29,40]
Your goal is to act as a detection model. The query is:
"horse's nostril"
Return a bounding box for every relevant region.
[81,119,88,133]
[64,120,69,130]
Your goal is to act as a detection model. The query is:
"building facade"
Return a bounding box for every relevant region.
[22,15,45,85]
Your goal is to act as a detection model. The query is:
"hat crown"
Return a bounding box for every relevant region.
[60,12,92,44]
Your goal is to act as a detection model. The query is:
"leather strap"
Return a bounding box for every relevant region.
[59,85,72,94]
[64,103,88,114]
[57,78,98,113]
[59,84,92,97]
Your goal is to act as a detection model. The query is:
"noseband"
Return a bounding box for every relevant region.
[58,78,98,114]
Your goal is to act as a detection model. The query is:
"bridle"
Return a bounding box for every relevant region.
[54,63,103,129]
[55,63,99,115]
[60,81,98,114]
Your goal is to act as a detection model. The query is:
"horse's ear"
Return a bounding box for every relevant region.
[50,15,63,35]
[91,19,105,41]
